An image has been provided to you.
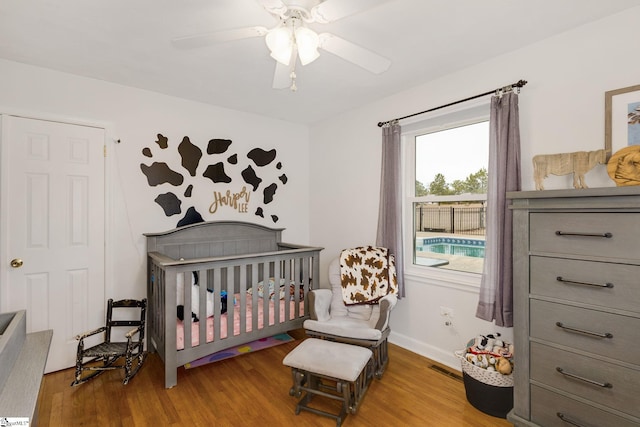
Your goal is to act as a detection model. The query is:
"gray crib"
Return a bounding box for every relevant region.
[145,221,322,388]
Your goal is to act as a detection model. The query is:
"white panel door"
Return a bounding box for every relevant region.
[0,115,105,373]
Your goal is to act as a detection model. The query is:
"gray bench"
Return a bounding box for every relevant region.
[0,310,53,423]
[283,338,373,427]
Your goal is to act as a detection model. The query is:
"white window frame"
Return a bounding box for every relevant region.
[401,101,490,291]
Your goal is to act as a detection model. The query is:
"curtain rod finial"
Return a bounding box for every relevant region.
[377,121,385,127]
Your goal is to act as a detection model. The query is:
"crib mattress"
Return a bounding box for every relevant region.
[177,295,305,350]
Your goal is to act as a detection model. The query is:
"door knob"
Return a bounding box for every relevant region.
[10,258,23,268]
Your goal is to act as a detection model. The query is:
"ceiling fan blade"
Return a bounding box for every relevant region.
[311,0,390,23]
[256,0,288,17]
[272,61,291,89]
[171,26,268,49]
[318,33,391,74]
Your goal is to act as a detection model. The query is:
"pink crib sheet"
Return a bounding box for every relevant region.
[177,294,305,350]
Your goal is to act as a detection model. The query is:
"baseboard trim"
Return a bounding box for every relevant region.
[389,330,462,373]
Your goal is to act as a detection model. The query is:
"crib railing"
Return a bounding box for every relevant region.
[147,243,321,387]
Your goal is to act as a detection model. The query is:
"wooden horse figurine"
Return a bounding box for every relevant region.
[532,149,607,190]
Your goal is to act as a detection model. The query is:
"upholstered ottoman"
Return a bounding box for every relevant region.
[283,338,373,427]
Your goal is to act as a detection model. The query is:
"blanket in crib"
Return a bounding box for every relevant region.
[246,277,304,301]
[339,246,398,305]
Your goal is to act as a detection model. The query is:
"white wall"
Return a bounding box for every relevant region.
[0,59,311,303]
[309,7,640,370]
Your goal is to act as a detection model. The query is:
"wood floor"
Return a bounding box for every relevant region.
[37,330,512,426]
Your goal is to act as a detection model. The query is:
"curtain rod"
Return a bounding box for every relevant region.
[377,79,528,127]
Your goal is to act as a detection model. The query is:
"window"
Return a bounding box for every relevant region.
[404,104,489,276]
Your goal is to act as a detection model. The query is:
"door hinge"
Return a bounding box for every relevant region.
[104,145,107,157]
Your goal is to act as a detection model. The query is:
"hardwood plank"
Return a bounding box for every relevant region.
[37,330,512,426]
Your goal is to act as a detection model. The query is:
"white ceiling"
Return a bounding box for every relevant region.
[1,0,638,125]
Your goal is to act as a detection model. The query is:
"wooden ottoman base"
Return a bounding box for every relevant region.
[283,338,373,427]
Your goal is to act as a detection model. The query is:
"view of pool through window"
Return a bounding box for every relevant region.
[414,232,486,274]
[418,238,485,258]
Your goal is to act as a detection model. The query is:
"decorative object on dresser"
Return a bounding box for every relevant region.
[507,187,640,427]
[605,83,640,156]
[532,149,608,190]
[607,145,640,186]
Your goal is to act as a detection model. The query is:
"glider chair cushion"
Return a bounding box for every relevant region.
[304,254,397,378]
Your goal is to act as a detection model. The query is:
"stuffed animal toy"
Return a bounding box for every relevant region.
[495,357,513,375]
[464,332,513,375]
[176,271,227,321]
[474,333,501,351]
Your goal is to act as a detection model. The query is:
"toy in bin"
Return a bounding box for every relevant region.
[456,333,514,418]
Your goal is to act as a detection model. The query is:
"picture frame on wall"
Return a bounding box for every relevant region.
[605,83,640,159]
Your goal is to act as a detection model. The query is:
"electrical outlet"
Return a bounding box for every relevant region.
[440,306,454,317]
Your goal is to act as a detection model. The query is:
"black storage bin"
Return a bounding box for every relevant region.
[457,346,514,419]
[462,371,513,418]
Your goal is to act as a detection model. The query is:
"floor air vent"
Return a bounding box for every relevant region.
[429,364,463,382]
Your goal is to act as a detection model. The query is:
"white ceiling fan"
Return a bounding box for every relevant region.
[171,0,392,91]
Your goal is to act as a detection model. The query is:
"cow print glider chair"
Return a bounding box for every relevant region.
[304,246,398,379]
[71,298,147,386]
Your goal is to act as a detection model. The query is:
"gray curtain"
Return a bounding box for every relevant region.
[476,92,521,327]
[376,122,405,297]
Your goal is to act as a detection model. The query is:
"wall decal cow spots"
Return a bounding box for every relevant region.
[177,206,204,227]
[178,136,202,177]
[156,134,168,149]
[155,192,182,216]
[263,183,278,204]
[248,148,276,166]
[141,133,287,227]
[208,138,232,154]
[241,165,262,191]
[203,162,232,183]
[140,162,184,186]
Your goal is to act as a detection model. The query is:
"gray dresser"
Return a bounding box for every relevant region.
[507,187,640,427]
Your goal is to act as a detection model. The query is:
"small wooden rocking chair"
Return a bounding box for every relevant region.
[71,298,147,386]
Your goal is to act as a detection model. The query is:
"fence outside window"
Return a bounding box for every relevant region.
[414,203,486,236]
[413,194,487,236]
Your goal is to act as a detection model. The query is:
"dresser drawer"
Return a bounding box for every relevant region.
[529,213,639,259]
[531,385,640,427]
[530,299,640,364]
[530,257,640,313]
[530,342,640,417]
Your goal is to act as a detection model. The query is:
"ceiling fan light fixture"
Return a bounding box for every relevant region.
[266,26,293,65]
[294,26,320,65]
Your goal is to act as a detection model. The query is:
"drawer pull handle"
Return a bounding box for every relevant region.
[556,276,614,289]
[556,367,613,388]
[556,412,587,427]
[555,231,612,238]
[555,322,613,339]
